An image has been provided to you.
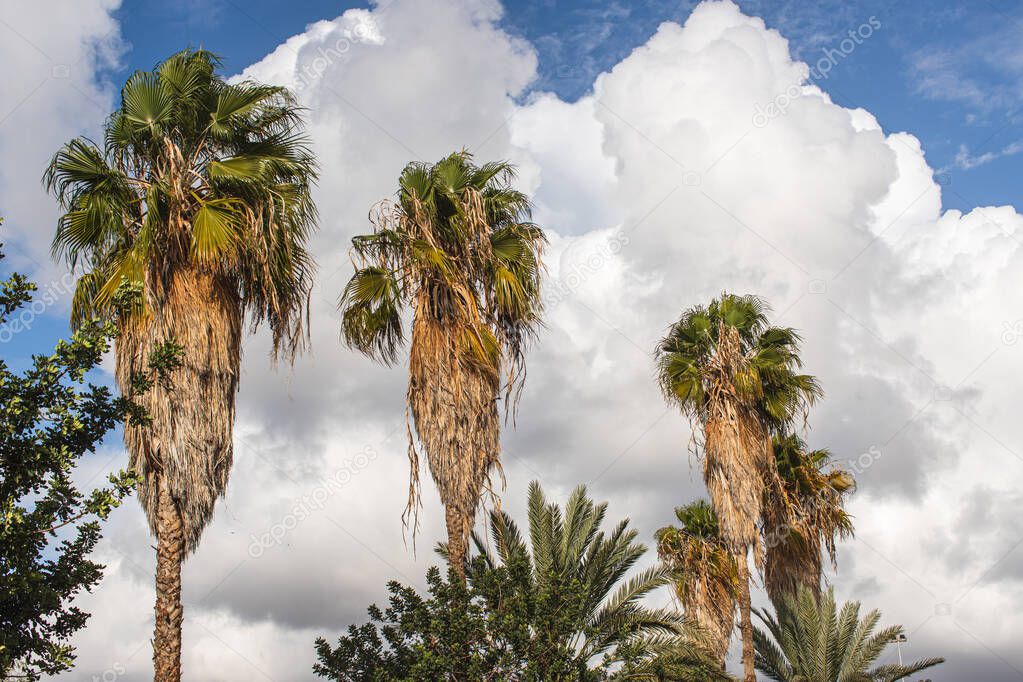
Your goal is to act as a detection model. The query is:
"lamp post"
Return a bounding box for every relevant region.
[889,633,908,678]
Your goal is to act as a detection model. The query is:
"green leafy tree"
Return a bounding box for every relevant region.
[45,49,317,680]
[338,152,545,579]
[0,238,176,679]
[314,482,724,681]
[655,293,821,682]
[754,587,944,681]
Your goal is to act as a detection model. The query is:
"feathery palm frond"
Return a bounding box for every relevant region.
[464,482,720,678]
[754,587,944,682]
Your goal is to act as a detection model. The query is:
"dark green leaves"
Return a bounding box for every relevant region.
[0,255,140,680]
[315,482,717,681]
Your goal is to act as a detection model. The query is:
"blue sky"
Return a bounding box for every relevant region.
[110,0,1021,213]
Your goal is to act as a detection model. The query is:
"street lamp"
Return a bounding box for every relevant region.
[889,634,908,679]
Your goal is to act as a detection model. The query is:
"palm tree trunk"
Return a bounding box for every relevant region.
[737,551,755,682]
[153,480,184,682]
[445,505,467,581]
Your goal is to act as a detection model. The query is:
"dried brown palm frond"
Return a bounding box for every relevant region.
[407,306,500,567]
[656,500,740,664]
[116,266,242,551]
[703,322,774,554]
[762,435,855,602]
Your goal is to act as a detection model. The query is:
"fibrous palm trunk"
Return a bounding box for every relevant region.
[154,483,184,681]
[117,265,241,680]
[408,312,500,581]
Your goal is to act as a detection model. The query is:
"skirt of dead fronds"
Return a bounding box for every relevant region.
[407,314,500,550]
[703,324,773,555]
[118,265,242,554]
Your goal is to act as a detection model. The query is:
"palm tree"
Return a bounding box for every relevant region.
[655,500,739,665]
[763,434,854,602]
[655,293,821,682]
[754,587,944,681]
[45,49,317,681]
[468,481,724,680]
[339,151,545,579]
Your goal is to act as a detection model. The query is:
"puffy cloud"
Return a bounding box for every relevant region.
[33,0,1023,679]
[0,0,122,276]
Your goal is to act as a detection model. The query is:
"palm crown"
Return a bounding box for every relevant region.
[656,500,739,663]
[339,150,544,375]
[468,482,715,677]
[45,48,317,358]
[754,587,943,682]
[655,293,821,434]
[763,434,855,601]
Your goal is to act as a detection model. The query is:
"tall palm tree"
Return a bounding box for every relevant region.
[754,587,944,681]
[469,481,723,680]
[339,151,545,579]
[45,49,317,681]
[656,500,739,666]
[763,434,854,602]
[655,293,821,682]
